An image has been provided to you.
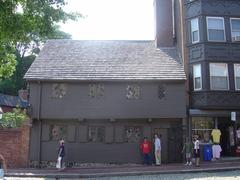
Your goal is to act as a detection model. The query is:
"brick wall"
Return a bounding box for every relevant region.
[0,120,30,168]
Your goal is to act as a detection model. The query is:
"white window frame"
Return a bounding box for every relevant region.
[230,18,240,42]
[234,64,240,90]
[191,18,200,43]
[209,63,229,90]
[206,17,226,42]
[193,64,202,90]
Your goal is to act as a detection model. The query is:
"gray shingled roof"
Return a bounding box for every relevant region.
[24,40,186,81]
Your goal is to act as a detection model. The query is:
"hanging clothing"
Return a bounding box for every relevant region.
[212,144,222,159]
[211,129,221,144]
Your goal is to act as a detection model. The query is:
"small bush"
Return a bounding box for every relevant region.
[0,108,27,128]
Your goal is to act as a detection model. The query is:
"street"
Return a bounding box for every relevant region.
[5,170,240,180]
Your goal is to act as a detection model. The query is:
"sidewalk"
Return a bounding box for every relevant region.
[6,160,240,179]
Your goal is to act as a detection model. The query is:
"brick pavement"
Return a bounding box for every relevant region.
[6,160,240,179]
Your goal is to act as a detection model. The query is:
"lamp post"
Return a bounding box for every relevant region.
[0,107,3,120]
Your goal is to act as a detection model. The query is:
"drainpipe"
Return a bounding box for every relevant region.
[37,81,43,168]
[172,0,176,40]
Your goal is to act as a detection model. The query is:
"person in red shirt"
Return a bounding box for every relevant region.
[140,137,152,165]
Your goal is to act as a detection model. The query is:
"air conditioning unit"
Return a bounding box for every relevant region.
[232,35,240,41]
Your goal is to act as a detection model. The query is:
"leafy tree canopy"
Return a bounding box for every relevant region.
[0,0,80,80]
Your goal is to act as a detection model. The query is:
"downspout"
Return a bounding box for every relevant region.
[37,81,43,168]
[172,0,176,40]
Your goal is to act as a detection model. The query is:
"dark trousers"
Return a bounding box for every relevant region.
[142,153,151,165]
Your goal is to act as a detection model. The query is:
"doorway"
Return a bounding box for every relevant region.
[152,128,168,163]
[218,117,235,156]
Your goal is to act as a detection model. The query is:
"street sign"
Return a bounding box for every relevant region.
[231,112,236,121]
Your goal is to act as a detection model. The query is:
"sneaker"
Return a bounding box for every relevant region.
[189,161,192,166]
[184,162,189,166]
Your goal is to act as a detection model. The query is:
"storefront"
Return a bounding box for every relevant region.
[189,110,240,158]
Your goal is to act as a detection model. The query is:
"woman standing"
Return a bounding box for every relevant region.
[0,154,7,179]
[57,139,65,170]
[193,135,200,166]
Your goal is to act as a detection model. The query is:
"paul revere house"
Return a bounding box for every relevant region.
[24,40,186,165]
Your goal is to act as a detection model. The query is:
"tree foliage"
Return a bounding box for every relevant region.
[0,107,27,128]
[0,0,80,80]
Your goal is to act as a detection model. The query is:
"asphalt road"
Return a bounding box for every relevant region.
[5,170,240,180]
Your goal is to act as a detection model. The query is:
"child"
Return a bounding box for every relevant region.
[140,137,152,165]
[0,154,7,179]
[182,137,193,166]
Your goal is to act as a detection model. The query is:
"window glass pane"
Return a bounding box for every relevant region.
[192,31,199,42]
[193,64,201,77]
[89,126,105,142]
[231,19,240,30]
[192,117,214,143]
[210,63,228,76]
[125,126,141,143]
[194,77,201,89]
[208,29,225,41]
[211,77,228,90]
[208,18,224,29]
[235,64,240,77]
[232,31,240,37]
[236,77,240,89]
[191,18,199,31]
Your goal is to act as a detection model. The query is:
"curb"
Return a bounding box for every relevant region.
[6,166,240,178]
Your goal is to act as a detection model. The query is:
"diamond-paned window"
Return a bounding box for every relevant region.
[89,84,104,98]
[51,125,67,141]
[158,84,166,99]
[125,126,141,143]
[88,126,105,142]
[52,84,67,99]
[126,85,140,99]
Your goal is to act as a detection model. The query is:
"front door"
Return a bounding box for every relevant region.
[152,128,168,163]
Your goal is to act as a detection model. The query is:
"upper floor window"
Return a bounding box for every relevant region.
[234,64,240,90]
[193,64,202,90]
[89,84,104,98]
[209,63,229,90]
[52,83,67,99]
[126,85,140,99]
[230,18,240,42]
[191,18,199,43]
[207,17,225,42]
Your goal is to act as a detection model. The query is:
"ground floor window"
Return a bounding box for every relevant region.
[51,125,67,141]
[88,126,105,142]
[125,126,142,143]
[192,117,214,143]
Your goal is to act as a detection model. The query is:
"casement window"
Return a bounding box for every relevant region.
[234,64,240,90]
[89,84,104,98]
[125,126,141,143]
[230,18,240,41]
[209,63,229,90]
[191,18,199,43]
[88,126,105,142]
[207,17,225,41]
[193,64,202,90]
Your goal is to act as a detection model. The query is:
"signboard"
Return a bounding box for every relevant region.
[231,112,236,121]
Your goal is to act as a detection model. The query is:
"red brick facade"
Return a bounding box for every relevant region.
[0,120,30,168]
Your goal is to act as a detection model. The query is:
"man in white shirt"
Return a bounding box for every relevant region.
[154,134,161,165]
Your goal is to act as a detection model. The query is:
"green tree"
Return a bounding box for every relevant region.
[0,0,80,80]
[0,107,27,128]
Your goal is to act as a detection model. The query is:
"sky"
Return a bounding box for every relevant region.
[60,0,154,40]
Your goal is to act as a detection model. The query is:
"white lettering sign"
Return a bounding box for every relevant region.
[231,112,236,121]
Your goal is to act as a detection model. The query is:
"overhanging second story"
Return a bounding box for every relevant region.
[185,0,240,63]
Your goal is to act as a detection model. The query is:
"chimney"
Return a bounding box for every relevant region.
[18,89,28,101]
[154,0,174,47]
